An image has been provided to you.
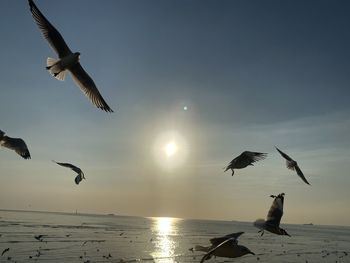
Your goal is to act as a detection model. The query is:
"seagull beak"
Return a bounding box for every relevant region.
[249,251,255,255]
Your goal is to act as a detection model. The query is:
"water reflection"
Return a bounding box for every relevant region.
[151,217,179,263]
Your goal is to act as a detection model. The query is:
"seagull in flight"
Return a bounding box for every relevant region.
[254,193,291,237]
[196,232,254,262]
[28,0,114,112]
[0,130,31,159]
[53,161,85,185]
[224,151,267,175]
[275,146,310,185]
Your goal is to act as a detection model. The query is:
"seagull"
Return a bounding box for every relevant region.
[34,235,44,241]
[53,161,85,185]
[275,146,310,185]
[196,232,254,262]
[28,0,114,112]
[224,151,267,175]
[1,248,9,256]
[0,130,31,159]
[254,193,291,237]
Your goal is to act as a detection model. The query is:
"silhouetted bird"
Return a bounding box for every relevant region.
[224,151,267,175]
[28,0,114,112]
[34,235,44,241]
[196,232,254,262]
[275,146,310,185]
[53,161,85,185]
[0,130,31,159]
[254,193,291,237]
[1,248,9,256]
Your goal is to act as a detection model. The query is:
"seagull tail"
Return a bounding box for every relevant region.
[46,57,66,81]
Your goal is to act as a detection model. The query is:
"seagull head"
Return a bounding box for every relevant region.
[74,52,81,59]
[0,130,4,138]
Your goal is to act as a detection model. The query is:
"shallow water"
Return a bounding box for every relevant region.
[0,210,349,262]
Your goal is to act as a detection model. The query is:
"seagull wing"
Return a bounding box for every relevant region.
[242,151,267,164]
[200,237,237,263]
[1,248,9,256]
[68,63,114,112]
[28,0,72,58]
[265,194,284,227]
[1,136,31,159]
[295,165,310,185]
[53,161,82,175]
[275,147,293,161]
[209,232,244,246]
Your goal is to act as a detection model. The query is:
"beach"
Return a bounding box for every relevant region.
[0,210,349,262]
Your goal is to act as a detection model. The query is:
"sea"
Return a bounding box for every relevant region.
[0,210,349,263]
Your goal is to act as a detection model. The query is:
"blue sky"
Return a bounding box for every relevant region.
[0,0,350,225]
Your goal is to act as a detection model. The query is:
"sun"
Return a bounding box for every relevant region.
[164,142,177,157]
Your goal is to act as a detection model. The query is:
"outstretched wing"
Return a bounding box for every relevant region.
[200,237,237,263]
[295,165,310,185]
[53,161,82,174]
[209,232,244,246]
[1,137,31,159]
[69,63,114,112]
[275,147,293,162]
[266,194,284,227]
[28,0,72,57]
[242,151,267,164]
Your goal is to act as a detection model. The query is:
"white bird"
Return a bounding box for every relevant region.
[28,0,114,113]
[53,161,85,185]
[275,146,310,185]
[254,193,291,237]
[224,151,267,175]
[195,232,254,262]
[0,130,31,159]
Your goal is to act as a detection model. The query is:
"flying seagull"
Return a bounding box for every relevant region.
[254,193,291,237]
[195,232,254,262]
[1,248,9,256]
[28,0,114,112]
[224,151,267,175]
[53,161,85,185]
[275,146,310,185]
[34,235,44,241]
[0,130,31,159]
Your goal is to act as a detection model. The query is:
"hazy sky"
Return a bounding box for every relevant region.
[1,0,350,226]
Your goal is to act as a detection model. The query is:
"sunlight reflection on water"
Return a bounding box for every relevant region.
[151,217,179,263]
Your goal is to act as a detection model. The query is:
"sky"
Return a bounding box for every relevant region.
[0,0,350,226]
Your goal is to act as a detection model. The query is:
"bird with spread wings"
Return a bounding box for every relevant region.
[254,193,291,237]
[28,0,114,112]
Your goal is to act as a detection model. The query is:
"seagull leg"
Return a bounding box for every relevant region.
[231,169,234,176]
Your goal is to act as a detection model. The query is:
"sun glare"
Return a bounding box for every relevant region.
[153,130,188,171]
[165,142,177,157]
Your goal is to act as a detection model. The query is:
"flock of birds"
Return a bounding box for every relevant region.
[193,148,310,262]
[0,0,317,262]
[1,0,115,184]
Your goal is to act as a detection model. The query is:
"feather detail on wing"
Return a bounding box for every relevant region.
[275,146,293,161]
[1,136,31,159]
[53,161,82,174]
[295,165,311,185]
[210,232,244,246]
[242,151,267,163]
[69,63,114,112]
[200,237,238,263]
[28,0,72,58]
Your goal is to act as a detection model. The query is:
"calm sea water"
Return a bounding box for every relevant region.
[0,210,349,263]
